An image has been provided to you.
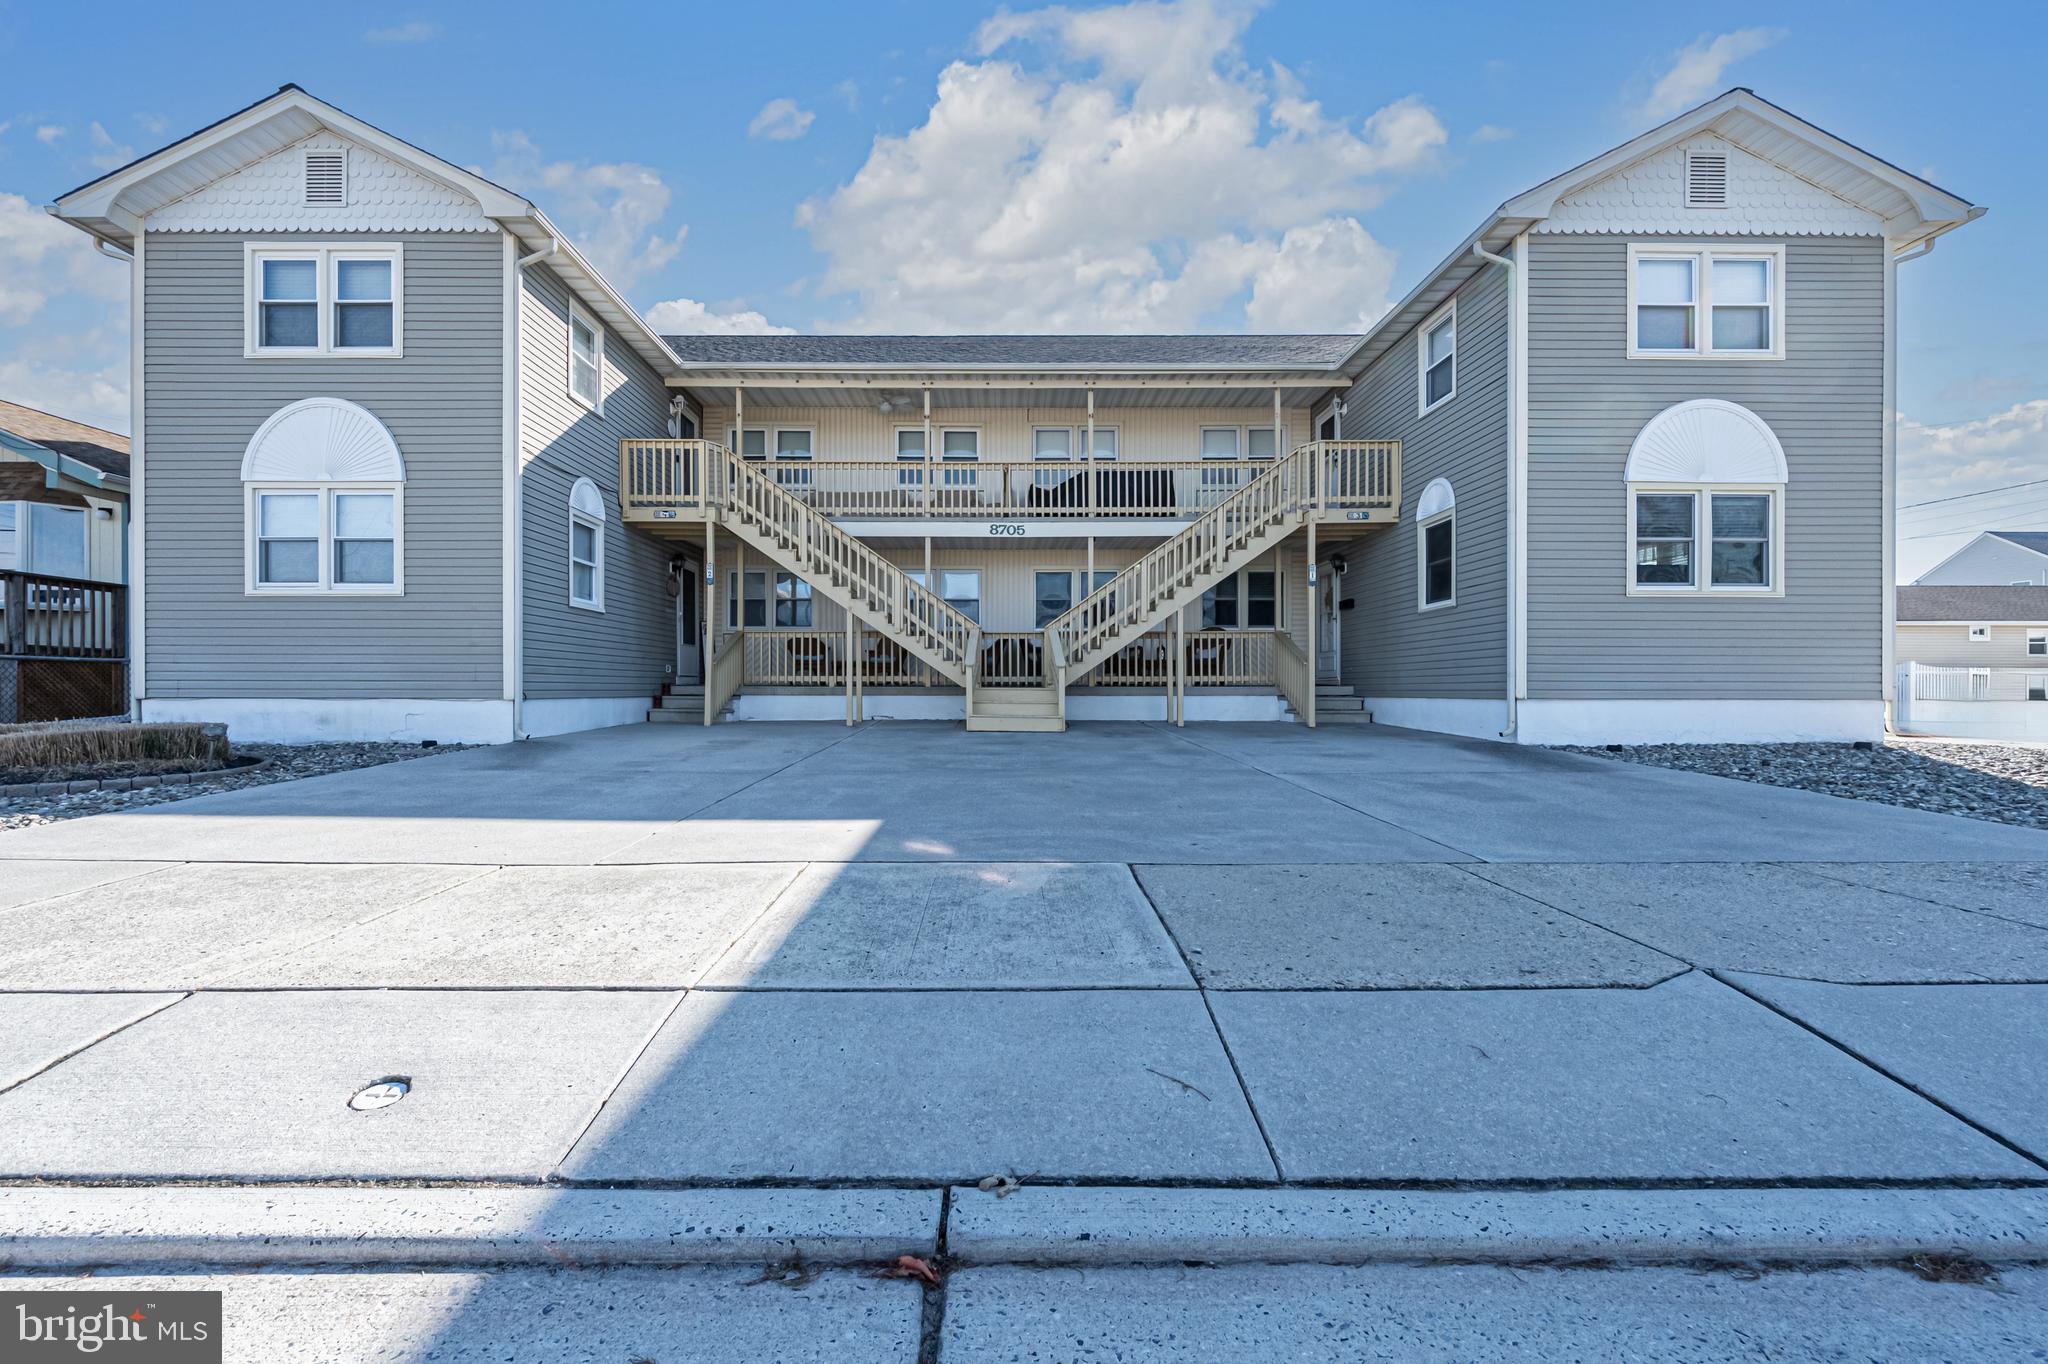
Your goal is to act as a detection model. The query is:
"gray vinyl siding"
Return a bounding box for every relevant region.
[1525,234,1885,700]
[1335,260,1510,698]
[1897,623,2048,671]
[140,231,503,699]
[518,265,675,701]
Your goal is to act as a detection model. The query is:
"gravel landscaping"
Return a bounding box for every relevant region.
[0,741,472,831]
[1566,738,2048,831]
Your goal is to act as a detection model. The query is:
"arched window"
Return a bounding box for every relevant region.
[241,397,404,595]
[1625,399,1786,596]
[569,477,606,611]
[1416,477,1455,610]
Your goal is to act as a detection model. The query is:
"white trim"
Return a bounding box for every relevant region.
[127,230,145,713]
[1968,624,1991,641]
[568,476,606,612]
[1509,230,1531,722]
[1359,697,1510,742]
[502,232,523,730]
[1514,699,1883,746]
[1417,298,1457,415]
[139,697,517,745]
[241,396,406,483]
[244,484,404,596]
[520,695,649,737]
[1625,242,1785,360]
[567,304,603,415]
[1625,485,1784,598]
[243,241,403,358]
[726,693,1288,723]
[1625,398,1788,484]
[1882,244,1898,716]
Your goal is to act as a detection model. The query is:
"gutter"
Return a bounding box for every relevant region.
[1470,240,1524,742]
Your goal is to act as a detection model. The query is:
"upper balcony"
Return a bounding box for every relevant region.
[619,439,1401,531]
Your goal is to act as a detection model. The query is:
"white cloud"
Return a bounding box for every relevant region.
[0,192,127,326]
[1897,400,2048,578]
[365,19,438,44]
[136,113,168,136]
[0,353,129,433]
[87,121,133,172]
[748,99,816,141]
[799,0,1441,332]
[0,194,131,431]
[834,80,861,113]
[1471,123,1514,143]
[483,131,685,291]
[1641,28,1786,120]
[35,125,65,145]
[644,297,796,335]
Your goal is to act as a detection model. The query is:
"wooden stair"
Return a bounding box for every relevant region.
[964,684,1065,733]
[1287,683,1371,726]
[647,683,731,725]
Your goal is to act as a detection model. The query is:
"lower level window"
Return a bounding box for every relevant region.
[1631,488,1777,593]
[909,569,981,624]
[1202,570,1277,629]
[1420,516,1454,608]
[774,571,813,627]
[0,501,89,578]
[1034,569,1116,626]
[249,487,399,593]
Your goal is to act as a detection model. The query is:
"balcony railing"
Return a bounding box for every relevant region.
[1,570,125,660]
[623,440,1400,523]
[737,627,1283,689]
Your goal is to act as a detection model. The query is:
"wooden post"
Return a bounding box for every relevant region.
[845,609,857,726]
[1305,520,1318,729]
[1085,388,1096,591]
[923,390,935,689]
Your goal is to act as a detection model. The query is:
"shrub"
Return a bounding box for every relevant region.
[0,721,231,781]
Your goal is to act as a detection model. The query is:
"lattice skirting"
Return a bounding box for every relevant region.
[0,658,127,724]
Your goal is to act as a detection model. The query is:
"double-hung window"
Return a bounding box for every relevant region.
[1419,301,1456,414]
[1629,489,1777,593]
[0,502,89,579]
[1421,515,1454,608]
[249,486,400,594]
[774,571,813,627]
[1033,428,1073,460]
[1201,570,1279,630]
[941,429,979,492]
[569,309,603,412]
[1629,244,1785,359]
[773,428,814,490]
[909,569,981,624]
[728,427,769,459]
[895,428,926,488]
[1032,569,1116,627]
[568,478,605,612]
[2029,629,2047,658]
[246,244,402,357]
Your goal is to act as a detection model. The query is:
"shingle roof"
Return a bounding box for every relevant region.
[0,399,129,479]
[1896,585,2048,623]
[660,334,1360,369]
[1988,531,2048,558]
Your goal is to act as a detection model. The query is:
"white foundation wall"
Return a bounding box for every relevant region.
[730,693,1289,723]
[143,698,517,745]
[1511,699,1885,746]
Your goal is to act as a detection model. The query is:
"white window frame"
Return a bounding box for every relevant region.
[568,480,605,613]
[908,567,982,624]
[1032,427,1076,460]
[243,483,404,596]
[1200,568,1284,631]
[1418,505,1455,611]
[1624,484,1784,598]
[244,242,403,359]
[2029,629,2047,657]
[0,500,89,579]
[727,568,770,628]
[1967,624,1991,642]
[1417,299,1457,416]
[1626,242,1786,360]
[568,305,604,415]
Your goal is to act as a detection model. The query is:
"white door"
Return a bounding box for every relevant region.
[1316,567,1341,680]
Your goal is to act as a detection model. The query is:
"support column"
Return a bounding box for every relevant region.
[1305,520,1318,729]
[923,389,935,689]
[1085,388,1096,588]
[702,522,716,727]
[846,609,858,726]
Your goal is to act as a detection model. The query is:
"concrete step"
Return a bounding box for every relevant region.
[1319,697,1367,712]
[965,711,1067,733]
[647,708,704,724]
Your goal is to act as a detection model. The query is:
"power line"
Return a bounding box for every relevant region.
[1899,494,2048,535]
[1900,477,2048,512]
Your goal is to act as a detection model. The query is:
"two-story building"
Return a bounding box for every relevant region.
[50,84,1979,743]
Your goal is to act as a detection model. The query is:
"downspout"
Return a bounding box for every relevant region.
[517,236,559,270]
[1472,240,1522,741]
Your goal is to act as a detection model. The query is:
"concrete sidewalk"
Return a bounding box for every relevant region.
[2,721,2047,1351]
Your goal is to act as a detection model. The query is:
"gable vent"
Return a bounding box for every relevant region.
[304,150,347,206]
[1685,152,1728,209]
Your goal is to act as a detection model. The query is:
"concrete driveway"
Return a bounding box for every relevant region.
[3,720,2048,1357]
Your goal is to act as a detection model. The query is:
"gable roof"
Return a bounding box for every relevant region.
[663,334,1360,371]
[1988,531,2048,559]
[0,399,129,488]
[49,85,680,376]
[1333,88,1983,381]
[1897,585,2048,624]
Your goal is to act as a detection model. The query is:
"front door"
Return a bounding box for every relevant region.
[676,558,702,683]
[1316,566,1341,681]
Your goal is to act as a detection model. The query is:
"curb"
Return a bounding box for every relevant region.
[3,1185,2047,1269]
[943,1186,2048,1267]
[0,1187,938,1269]
[0,756,270,800]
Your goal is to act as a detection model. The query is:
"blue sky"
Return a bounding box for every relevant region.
[0,0,2041,576]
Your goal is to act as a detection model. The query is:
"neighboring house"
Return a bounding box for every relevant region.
[49,84,1980,744]
[1894,585,2048,740]
[1915,531,2048,586]
[0,399,129,585]
[0,401,130,721]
